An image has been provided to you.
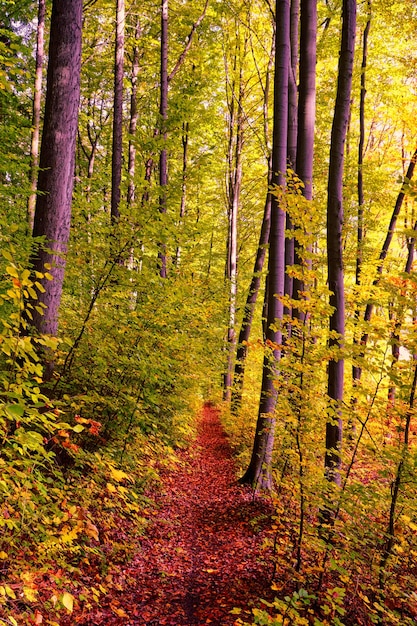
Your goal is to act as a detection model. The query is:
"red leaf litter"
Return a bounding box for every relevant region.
[71,403,274,625]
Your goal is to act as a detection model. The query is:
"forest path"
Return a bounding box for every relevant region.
[76,403,274,625]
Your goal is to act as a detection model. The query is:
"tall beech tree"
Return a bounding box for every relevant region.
[283,0,298,321]
[351,3,371,392]
[240,0,290,490]
[292,0,317,322]
[29,0,83,350]
[296,0,316,204]
[158,0,169,277]
[325,0,356,486]
[223,26,247,402]
[127,19,142,207]
[110,0,125,222]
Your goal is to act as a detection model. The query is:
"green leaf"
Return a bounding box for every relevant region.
[14,430,44,450]
[2,250,13,261]
[5,404,25,419]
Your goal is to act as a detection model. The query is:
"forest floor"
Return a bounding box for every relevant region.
[65,403,275,625]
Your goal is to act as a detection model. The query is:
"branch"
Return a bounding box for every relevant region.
[168,0,209,83]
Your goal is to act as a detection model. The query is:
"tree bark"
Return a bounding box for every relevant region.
[27,0,45,234]
[223,34,246,403]
[127,19,142,207]
[283,0,299,322]
[158,0,169,277]
[296,0,316,203]
[111,0,125,222]
[240,0,290,490]
[28,0,83,354]
[325,0,356,486]
[292,0,317,320]
[174,121,189,266]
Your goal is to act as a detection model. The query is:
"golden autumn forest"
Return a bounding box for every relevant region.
[0,0,417,624]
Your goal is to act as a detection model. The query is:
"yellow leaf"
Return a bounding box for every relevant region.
[0,552,7,559]
[5,585,16,599]
[62,592,74,612]
[110,467,131,482]
[111,605,129,618]
[23,585,38,602]
[107,482,117,493]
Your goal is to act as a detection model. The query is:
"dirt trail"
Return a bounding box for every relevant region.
[75,403,274,625]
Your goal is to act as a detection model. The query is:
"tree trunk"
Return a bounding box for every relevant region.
[127,19,142,207]
[231,190,271,415]
[28,0,83,362]
[157,0,208,276]
[293,0,317,320]
[230,33,275,415]
[111,0,125,222]
[350,4,370,436]
[239,0,290,491]
[174,121,189,266]
[296,0,316,203]
[325,0,356,486]
[358,147,417,352]
[223,36,246,403]
[158,0,169,277]
[27,0,45,234]
[284,0,299,323]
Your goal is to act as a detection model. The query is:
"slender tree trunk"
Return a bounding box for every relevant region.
[156,0,208,276]
[223,37,245,403]
[158,0,169,277]
[230,34,275,414]
[111,0,125,223]
[240,0,290,491]
[127,19,141,207]
[352,4,371,386]
[325,0,356,486]
[28,0,83,364]
[231,190,272,414]
[174,122,189,266]
[360,149,417,343]
[387,221,417,408]
[296,0,317,201]
[27,0,45,233]
[284,0,299,322]
[293,0,317,320]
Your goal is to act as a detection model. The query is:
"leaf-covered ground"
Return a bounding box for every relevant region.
[66,403,274,625]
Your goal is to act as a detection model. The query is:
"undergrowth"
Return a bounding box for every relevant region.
[0,243,208,625]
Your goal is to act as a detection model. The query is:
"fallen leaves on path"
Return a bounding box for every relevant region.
[67,403,274,625]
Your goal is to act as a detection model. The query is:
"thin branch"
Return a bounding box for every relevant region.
[168,0,209,83]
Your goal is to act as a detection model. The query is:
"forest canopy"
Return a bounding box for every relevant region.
[0,0,417,623]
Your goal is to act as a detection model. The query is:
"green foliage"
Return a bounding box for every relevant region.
[0,244,187,623]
